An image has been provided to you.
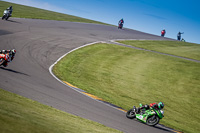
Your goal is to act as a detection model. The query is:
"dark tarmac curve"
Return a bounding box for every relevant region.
[0,18,174,133]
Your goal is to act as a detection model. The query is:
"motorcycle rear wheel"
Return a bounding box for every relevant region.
[126,109,136,119]
[146,115,160,126]
[6,16,9,20]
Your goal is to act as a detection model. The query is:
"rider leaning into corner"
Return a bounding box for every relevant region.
[136,102,164,113]
[7,6,13,16]
[0,49,16,67]
[5,6,13,16]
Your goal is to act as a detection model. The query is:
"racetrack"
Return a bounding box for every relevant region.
[0,18,174,133]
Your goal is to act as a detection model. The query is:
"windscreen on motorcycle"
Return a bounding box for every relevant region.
[4,10,9,14]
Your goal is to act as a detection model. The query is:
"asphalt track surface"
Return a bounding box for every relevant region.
[0,18,175,133]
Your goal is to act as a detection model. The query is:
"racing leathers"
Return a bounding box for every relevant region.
[0,49,16,67]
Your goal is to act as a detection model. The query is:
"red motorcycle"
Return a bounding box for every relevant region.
[118,23,123,29]
[118,19,124,29]
[0,53,10,66]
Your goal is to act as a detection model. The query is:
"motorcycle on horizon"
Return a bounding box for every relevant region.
[118,19,124,29]
[118,23,123,29]
[126,105,164,126]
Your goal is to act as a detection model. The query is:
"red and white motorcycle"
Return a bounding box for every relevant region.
[0,53,10,66]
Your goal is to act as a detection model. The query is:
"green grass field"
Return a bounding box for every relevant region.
[0,1,108,25]
[53,42,200,133]
[0,88,121,133]
[117,40,200,60]
[1,1,200,133]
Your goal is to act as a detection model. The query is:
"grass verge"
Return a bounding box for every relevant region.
[0,1,108,25]
[0,88,121,133]
[117,40,200,60]
[53,42,200,133]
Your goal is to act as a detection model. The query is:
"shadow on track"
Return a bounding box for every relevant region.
[0,30,12,36]
[6,19,21,24]
[134,120,176,132]
[0,67,29,76]
[154,125,175,132]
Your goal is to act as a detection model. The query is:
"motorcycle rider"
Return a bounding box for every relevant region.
[3,6,13,17]
[118,18,124,29]
[0,49,16,67]
[161,29,166,37]
[136,102,164,113]
[7,6,13,16]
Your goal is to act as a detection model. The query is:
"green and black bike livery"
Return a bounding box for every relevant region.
[126,104,164,126]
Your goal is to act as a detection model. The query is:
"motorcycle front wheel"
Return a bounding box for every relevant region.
[2,15,5,20]
[0,58,5,66]
[126,109,136,119]
[146,115,160,126]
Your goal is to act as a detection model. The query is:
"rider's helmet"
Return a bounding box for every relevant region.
[158,102,164,109]
[7,6,12,10]
[11,49,16,54]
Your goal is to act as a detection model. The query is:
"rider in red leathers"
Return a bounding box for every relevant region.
[161,29,166,37]
[0,49,16,67]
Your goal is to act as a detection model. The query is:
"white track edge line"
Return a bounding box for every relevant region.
[49,39,180,133]
[48,40,127,112]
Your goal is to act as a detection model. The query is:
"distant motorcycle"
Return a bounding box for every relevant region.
[2,9,11,20]
[0,53,10,66]
[126,105,164,126]
[118,23,123,29]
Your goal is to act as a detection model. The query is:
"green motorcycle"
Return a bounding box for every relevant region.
[126,104,164,126]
